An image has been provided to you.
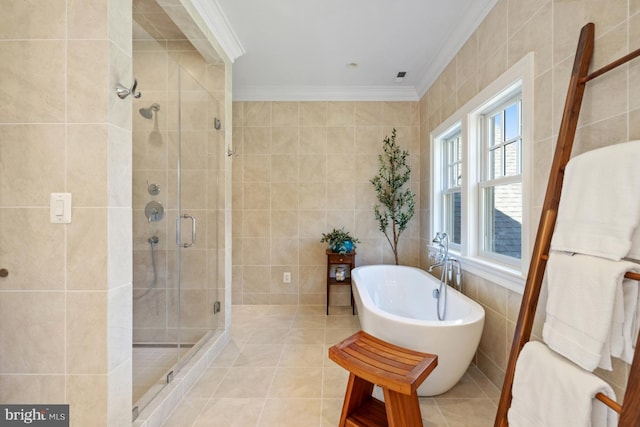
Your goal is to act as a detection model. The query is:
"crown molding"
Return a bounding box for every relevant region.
[233,85,420,101]
[415,0,498,97]
[189,0,245,62]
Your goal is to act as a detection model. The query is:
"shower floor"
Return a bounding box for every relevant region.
[133,345,192,406]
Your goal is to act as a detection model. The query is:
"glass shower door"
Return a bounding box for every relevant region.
[169,64,219,361]
[132,57,219,415]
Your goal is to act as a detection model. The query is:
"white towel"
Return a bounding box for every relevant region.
[607,282,625,364]
[628,226,640,261]
[622,279,640,364]
[508,341,617,427]
[543,251,639,371]
[550,140,640,261]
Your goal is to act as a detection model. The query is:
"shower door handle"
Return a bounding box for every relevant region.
[176,214,196,248]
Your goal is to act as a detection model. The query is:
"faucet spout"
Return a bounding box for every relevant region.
[427,261,444,272]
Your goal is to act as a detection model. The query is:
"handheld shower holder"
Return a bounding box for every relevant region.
[116,78,141,99]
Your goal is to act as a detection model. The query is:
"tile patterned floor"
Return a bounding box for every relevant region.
[160,305,499,427]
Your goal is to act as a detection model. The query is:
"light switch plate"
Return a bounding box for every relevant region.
[50,193,72,224]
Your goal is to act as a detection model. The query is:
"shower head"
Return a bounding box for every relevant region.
[139,103,160,119]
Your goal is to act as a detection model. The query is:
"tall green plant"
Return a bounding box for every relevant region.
[370,128,415,265]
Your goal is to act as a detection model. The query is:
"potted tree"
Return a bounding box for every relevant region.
[321,227,360,254]
[370,128,415,265]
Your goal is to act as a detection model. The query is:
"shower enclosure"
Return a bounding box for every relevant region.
[131,46,223,414]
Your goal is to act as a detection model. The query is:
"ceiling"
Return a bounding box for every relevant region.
[213,0,497,101]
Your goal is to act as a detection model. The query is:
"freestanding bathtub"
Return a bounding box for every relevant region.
[351,264,485,396]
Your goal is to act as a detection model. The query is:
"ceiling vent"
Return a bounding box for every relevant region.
[395,71,407,82]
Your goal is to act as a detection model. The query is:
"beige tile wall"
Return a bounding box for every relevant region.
[232,101,421,306]
[2,0,636,420]
[135,0,640,413]
[0,0,133,425]
[420,0,640,396]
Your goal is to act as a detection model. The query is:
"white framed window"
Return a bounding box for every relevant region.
[479,94,523,265]
[441,128,462,248]
[430,53,533,292]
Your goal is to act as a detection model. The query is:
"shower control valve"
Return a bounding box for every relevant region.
[145,201,165,222]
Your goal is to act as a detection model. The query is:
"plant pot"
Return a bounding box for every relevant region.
[330,240,353,254]
[343,240,354,253]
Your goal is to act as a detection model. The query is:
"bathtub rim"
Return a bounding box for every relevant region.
[351,264,485,327]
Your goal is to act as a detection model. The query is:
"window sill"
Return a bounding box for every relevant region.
[456,254,525,294]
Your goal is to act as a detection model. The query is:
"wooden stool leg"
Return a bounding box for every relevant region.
[339,373,374,427]
[383,388,423,427]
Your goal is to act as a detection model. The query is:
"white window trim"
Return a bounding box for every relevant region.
[430,53,534,294]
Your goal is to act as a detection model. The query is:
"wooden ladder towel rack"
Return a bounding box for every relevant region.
[494,22,640,427]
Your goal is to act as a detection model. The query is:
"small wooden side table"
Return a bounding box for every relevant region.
[329,330,438,427]
[326,249,356,315]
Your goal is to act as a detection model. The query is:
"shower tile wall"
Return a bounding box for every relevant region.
[0,0,133,426]
[419,0,640,398]
[231,102,421,306]
[132,18,226,345]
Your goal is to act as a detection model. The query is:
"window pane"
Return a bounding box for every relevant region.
[444,191,462,245]
[505,102,519,141]
[483,183,522,259]
[447,161,459,188]
[504,141,520,176]
[454,137,462,186]
[443,133,462,189]
[489,147,503,179]
[491,113,503,146]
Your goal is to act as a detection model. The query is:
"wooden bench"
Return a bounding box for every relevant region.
[328,330,438,427]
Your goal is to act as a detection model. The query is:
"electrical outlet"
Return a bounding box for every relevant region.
[283,272,291,283]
